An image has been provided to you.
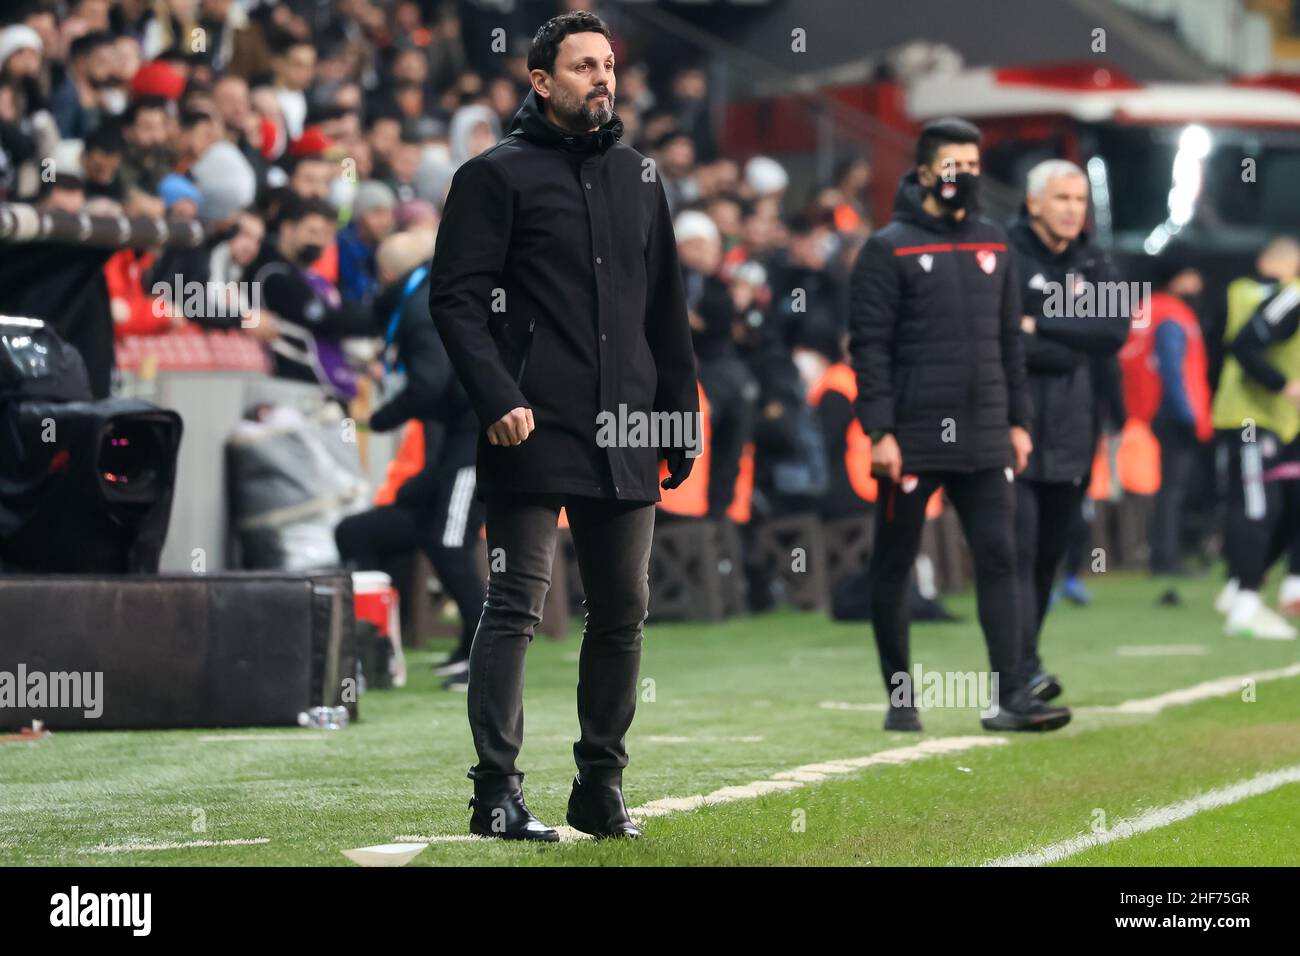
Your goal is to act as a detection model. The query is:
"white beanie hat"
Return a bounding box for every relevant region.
[0,25,42,71]
[673,209,720,245]
[744,155,788,196]
[191,141,257,223]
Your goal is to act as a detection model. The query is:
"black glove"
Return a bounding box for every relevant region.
[661,448,695,490]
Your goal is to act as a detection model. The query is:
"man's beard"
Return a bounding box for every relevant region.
[553,84,615,130]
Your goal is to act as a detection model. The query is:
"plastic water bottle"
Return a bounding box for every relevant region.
[298,706,349,730]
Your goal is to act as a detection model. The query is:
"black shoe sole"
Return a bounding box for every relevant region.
[981,711,1071,733]
[469,816,560,842]
[565,810,642,840]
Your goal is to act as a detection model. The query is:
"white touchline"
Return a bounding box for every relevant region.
[1081,661,1300,715]
[1115,645,1209,656]
[83,837,271,854]
[819,701,888,711]
[397,736,1008,844]
[983,764,1300,867]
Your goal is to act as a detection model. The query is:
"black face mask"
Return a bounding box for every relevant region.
[295,243,324,266]
[931,171,980,213]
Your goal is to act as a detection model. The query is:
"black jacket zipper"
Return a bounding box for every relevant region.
[514,318,537,386]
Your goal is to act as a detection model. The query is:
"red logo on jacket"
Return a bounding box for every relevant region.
[976,250,997,274]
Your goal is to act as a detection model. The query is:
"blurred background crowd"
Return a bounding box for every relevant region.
[4,0,1300,654]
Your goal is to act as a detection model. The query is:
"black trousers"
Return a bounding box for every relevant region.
[869,467,1022,704]
[335,464,485,654]
[1219,428,1300,590]
[1150,417,1200,575]
[1014,477,1087,679]
[467,493,655,782]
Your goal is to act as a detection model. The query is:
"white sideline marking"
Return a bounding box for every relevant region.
[199,734,328,742]
[983,764,1300,867]
[629,736,1006,820]
[642,735,765,744]
[1081,662,1300,715]
[83,837,271,854]
[1116,644,1208,657]
[819,701,888,712]
[399,736,1007,845]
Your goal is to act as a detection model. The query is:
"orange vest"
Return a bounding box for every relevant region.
[1120,292,1213,442]
[658,381,754,523]
[808,362,943,517]
[374,420,424,506]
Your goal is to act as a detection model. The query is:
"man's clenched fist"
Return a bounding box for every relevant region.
[487,407,534,446]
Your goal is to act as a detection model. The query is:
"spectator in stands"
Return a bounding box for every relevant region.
[37,169,84,213]
[248,193,373,400]
[80,117,124,200]
[337,180,397,307]
[49,29,115,138]
[654,126,696,212]
[676,209,758,520]
[269,34,314,140]
[118,97,174,195]
[0,22,53,198]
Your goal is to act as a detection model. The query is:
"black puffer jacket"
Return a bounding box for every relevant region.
[1007,213,1129,483]
[429,89,698,502]
[848,172,1029,473]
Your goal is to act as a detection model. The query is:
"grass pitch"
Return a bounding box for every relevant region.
[2,570,1297,866]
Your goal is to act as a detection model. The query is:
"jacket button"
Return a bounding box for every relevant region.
[595,256,602,264]
[601,333,607,341]
[585,182,592,189]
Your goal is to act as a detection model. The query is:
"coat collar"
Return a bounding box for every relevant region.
[507,87,624,155]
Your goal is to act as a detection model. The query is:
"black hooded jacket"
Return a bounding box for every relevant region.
[1007,213,1129,483]
[428,88,698,501]
[848,172,1029,473]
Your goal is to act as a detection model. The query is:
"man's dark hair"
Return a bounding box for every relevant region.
[85,119,125,154]
[365,107,402,132]
[124,97,169,126]
[69,30,114,61]
[527,11,612,75]
[179,109,215,131]
[914,117,982,167]
[278,192,335,225]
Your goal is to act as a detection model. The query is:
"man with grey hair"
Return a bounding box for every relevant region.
[1008,158,1129,701]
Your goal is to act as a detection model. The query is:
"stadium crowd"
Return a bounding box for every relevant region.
[2,0,1299,699]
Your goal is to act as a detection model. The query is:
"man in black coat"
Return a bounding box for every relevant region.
[1008,160,1129,703]
[429,12,698,842]
[849,118,1070,734]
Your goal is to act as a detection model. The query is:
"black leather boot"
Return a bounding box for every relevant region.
[468,774,559,842]
[566,772,642,839]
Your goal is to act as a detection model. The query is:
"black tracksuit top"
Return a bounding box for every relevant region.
[1006,214,1129,484]
[428,89,698,502]
[848,172,1030,474]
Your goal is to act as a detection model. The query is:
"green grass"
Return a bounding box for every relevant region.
[1,570,1298,866]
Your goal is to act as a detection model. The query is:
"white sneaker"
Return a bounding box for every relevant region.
[1225,603,1297,640]
[1214,578,1239,615]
